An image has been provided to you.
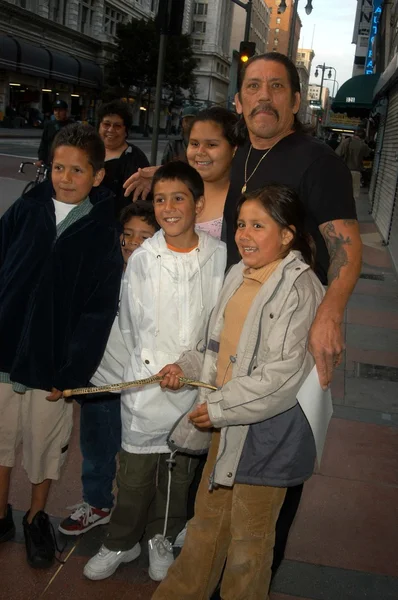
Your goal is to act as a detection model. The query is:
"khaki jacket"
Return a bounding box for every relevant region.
[168,251,325,487]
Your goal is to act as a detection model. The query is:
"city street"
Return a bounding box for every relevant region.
[1,184,397,600]
[0,137,168,217]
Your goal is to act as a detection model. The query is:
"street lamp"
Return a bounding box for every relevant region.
[283,1,314,60]
[315,63,336,107]
[279,0,313,14]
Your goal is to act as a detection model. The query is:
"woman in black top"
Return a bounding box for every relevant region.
[98,100,149,217]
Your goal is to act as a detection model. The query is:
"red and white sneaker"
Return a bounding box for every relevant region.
[58,502,111,536]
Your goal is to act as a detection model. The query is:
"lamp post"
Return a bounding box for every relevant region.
[314,63,336,109]
[278,0,314,60]
[327,78,339,98]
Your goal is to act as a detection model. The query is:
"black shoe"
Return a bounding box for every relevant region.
[23,510,55,568]
[0,504,15,543]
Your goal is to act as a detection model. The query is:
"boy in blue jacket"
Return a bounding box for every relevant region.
[0,124,123,568]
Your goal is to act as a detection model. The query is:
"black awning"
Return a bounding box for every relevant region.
[51,51,80,84]
[16,38,51,78]
[0,34,102,88]
[78,58,103,89]
[331,74,380,117]
[0,34,18,70]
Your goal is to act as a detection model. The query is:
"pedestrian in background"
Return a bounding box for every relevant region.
[161,105,199,164]
[336,128,370,200]
[326,131,340,151]
[97,100,149,217]
[37,99,73,166]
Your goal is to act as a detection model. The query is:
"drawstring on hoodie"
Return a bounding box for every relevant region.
[195,248,204,314]
[162,450,177,538]
[155,254,162,336]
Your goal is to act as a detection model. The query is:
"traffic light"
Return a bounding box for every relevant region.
[239,41,256,64]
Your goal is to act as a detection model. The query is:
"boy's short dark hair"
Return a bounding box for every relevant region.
[151,161,204,202]
[51,123,105,173]
[119,201,160,232]
[97,100,133,133]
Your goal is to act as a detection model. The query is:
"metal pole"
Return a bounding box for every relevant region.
[150,32,168,166]
[244,0,253,42]
[288,0,299,60]
[319,63,326,108]
[317,63,326,136]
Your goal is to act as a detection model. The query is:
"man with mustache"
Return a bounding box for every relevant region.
[223,52,361,579]
[122,52,362,584]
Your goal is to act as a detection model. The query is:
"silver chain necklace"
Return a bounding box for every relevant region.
[242,143,276,193]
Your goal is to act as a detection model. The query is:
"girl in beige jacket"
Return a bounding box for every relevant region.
[153,183,330,600]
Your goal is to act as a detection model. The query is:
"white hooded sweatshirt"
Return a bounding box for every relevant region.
[119,229,226,454]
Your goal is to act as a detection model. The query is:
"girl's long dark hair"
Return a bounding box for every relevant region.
[236,184,316,268]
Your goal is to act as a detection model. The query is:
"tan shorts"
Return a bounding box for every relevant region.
[0,382,73,484]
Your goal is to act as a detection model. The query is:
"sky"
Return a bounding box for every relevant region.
[297,0,358,96]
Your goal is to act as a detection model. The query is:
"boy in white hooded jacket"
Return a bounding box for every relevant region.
[84,161,226,583]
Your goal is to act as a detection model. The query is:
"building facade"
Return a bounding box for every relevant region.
[229,0,270,57]
[307,83,329,108]
[368,0,398,271]
[187,0,233,107]
[352,0,373,77]
[0,0,159,123]
[264,0,301,62]
[296,47,315,73]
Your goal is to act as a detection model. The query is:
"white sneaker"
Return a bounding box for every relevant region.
[83,543,141,580]
[173,523,187,548]
[148,534,174,581]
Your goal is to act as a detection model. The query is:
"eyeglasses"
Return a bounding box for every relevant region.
[101,121,124,131]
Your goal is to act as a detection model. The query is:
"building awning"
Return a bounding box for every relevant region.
[78,58,103,89]
[0,34,102,89]
[51,51,80,85]
[0,35,18,70]
[17,38,51,78]
[331,74,380,116]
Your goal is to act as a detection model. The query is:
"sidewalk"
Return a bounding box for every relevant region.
[0,127,170,141]
[1,188,397,599]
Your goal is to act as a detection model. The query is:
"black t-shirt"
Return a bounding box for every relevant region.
[223,131,357,284]
[103,144,149,217]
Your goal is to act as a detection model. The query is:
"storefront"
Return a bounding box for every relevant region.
[370,53,398,270]
[0,34,103,125]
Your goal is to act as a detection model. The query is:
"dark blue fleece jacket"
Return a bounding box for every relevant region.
[0,180,124,391]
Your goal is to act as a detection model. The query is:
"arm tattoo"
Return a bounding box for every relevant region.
[322,221,352,283]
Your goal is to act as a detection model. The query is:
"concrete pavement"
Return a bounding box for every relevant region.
[1,188,397,599]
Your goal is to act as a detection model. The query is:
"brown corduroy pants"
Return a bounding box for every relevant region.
[152,432,286,600]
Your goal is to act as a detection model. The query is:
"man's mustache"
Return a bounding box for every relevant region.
[250,104,279,120]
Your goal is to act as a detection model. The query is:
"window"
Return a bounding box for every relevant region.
[194,2,208,15]
[104,4,124,37]
[192,39,204,48]
[274,39,279,45]
[276,17,281,24]
[49,0,61,21]
[193,20,206,33]
[79,0,95,35]
[275,28,279,33]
